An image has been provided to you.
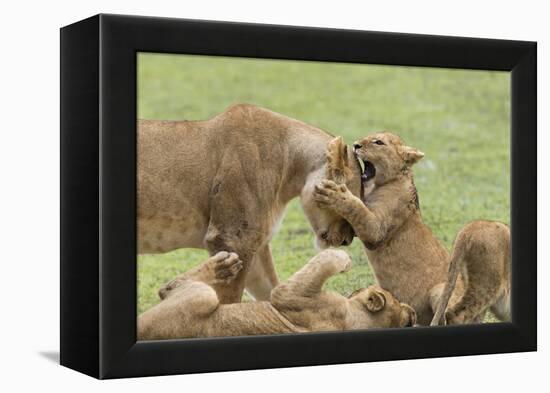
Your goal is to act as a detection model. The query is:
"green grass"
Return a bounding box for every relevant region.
[137,53,510,323]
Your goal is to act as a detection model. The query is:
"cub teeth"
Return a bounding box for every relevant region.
[363,161,376,181]
[353,151,365,173]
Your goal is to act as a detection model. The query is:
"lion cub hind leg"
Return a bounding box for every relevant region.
[490,290,511,322]
[271,249,352,304]
[429,281,466,326]
[159,252,243,300]
[139,278,221,341]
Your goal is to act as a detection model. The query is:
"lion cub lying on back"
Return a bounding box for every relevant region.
[314,132,510,326]
[138,249,416,340]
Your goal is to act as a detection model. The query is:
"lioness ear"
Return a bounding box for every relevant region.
[399,145,425,165]
[365,288,386,313]
[326,136,351,184]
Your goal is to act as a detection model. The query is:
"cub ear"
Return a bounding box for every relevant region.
[365,287,386,313]
[326,136,352,184]
[400,303,417,327]
[399,145,425,165]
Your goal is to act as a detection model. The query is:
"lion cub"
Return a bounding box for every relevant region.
[138,249,416,340]
[314,132,510,326]
[431,221,510,325]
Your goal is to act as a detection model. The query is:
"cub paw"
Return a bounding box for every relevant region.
[314,180,349,206]
[318,249,352,273]
[210,251,243,282]
[341,258,353,273]
[338,257,353,273]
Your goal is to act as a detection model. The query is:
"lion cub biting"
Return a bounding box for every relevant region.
[138,250,416,340]
[314,132,510,326]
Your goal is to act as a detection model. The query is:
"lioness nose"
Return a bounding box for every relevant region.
[353,143,362,150]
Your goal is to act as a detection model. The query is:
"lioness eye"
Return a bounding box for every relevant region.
[373,140,385,146]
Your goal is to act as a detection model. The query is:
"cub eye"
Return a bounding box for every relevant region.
[373,140,385,146]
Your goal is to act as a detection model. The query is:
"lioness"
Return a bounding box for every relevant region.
[138,104,362,303]
[138,249,417,340]
[314,132,511,325]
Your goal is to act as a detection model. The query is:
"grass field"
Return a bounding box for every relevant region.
[137,53,510,322]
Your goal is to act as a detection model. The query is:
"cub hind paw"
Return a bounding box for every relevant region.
[211,251,244,282]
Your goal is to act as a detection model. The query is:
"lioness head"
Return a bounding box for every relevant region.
[347,286,417,329]
[301,137,362,248]
[353,132,424,186]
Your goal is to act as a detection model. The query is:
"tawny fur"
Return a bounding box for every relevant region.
[138,104,362,304]
[314,132,511,325]
[431,221,510,325]
[137,250,417,340]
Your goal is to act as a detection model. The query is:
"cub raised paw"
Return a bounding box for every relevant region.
[314,179,352,208]
[210,251,244,282]
[158,251,243,300]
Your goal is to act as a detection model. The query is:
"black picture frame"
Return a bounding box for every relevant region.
[60,14,536,379]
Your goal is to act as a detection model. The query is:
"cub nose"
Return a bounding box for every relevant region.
[341,238,350,246]
[353,143,362,150]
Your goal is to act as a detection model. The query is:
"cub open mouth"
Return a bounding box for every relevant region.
[362,161,376,182]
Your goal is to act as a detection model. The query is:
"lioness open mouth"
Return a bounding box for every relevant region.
[362,161,376,182]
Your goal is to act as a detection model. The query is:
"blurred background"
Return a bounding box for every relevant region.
[137,53,510,321]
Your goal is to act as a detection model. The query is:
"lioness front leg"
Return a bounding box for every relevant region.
[245,244,280,301]
[271,249,352,303]
[205,225,265,304]
[203,168,272,304]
